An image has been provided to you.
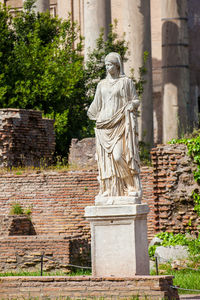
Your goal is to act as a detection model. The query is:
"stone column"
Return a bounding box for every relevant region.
[23,0,49,13]
[162,0,190,143]
[122,0,153,146]
[84,0,111,60]
[57,1,71,20]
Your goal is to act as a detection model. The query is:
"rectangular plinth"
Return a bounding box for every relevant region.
[85,204,150,277]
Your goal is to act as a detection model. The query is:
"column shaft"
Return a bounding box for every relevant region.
[57,0,71,20]
[23,0,49,13]
[84,0,111,60]
[162,0,190,142]
[123,0,153,146]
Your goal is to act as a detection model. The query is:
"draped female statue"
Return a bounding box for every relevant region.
[87,52,142,201]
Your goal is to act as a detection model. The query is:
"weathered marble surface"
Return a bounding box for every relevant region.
[85,203,150,276]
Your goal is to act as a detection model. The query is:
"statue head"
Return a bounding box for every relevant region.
[105,52,125,77]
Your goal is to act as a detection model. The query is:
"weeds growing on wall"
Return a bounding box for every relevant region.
[10,202,32,216]
[170,132,200,215]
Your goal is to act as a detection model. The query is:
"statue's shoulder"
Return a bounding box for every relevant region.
[120,76,133,85]
[122,76,132,82]
[98,79,107,86]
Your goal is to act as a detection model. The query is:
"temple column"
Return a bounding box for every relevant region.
[122,0,153,146]
[84,0,111,60]
[23,0,49,13]
[35,0,49,13]
[57,1,71,20]
[162,0,190,143]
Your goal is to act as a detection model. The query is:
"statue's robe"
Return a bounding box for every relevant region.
[88,76,141,196]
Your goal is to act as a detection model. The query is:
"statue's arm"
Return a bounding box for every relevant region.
[126,79,140,111]
[87,83,102,120]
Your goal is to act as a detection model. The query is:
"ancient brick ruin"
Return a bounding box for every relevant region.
[0,129,199,272]
[151,143,200,235]
[0,109,55,168]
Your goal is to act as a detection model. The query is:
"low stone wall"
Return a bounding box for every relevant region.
[0,109,55,167]
[0,275,179,299]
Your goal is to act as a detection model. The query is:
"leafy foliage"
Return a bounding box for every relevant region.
[149,232,200,259]
[10,202,32,215]
[130,50,148,98]
[0,0,86,157]
[0,3,148,160]
[10,202,24,215]
[138,141,151,166]
[156,232,188,247]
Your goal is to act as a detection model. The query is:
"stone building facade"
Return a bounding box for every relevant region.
[1,0,200,145]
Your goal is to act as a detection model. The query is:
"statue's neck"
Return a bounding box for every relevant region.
[107,72,120,80]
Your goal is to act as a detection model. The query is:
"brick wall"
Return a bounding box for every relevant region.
[140,166,155,239]
[68,139,200,236]
[151,143,200,235]
[0,170,98,238]
[0,143,198,272]
[0,236,70,272]
[0,215,36,236]
[0,235,91,272]
[0,168,154,239]
[0,275,179,299]
[0,109,55,168]
[68,138,96,168]
[0,168,154,272]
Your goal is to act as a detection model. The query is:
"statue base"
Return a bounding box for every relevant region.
[85,202,149,277]
[95,194,141,205]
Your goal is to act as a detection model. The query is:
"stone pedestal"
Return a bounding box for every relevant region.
[85,203,149,277]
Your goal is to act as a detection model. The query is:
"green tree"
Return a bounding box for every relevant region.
[0,3,14,101]
[0,0,87,157]
[0,2,146,160]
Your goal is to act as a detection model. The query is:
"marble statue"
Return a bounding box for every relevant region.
[87,52,142,202]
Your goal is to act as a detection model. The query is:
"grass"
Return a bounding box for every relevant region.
[0,269,91,277]
[151,263,200,294]
[0,162,97,175]
[2,265,200,295]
